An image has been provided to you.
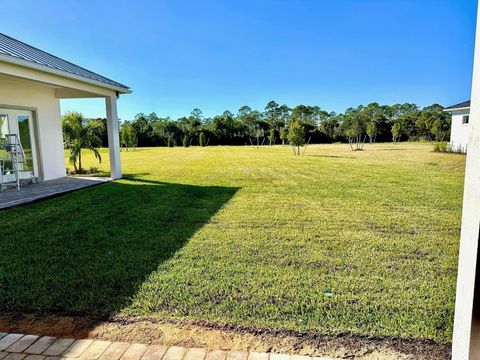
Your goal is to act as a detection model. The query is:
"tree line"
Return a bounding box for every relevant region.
[87,101,452,149]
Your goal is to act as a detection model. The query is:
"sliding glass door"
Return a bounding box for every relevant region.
[0,108,38,181]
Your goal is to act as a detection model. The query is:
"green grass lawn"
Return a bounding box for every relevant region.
[0,143,465,343]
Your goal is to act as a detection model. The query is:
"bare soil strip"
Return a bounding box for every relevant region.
[0,315,450,360]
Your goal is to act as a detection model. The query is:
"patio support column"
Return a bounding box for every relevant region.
[105,95,122,179]
[452,2,480,358]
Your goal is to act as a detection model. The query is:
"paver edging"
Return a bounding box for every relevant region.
[0,333,341,360]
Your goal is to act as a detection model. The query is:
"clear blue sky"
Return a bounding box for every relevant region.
[2,0,477,120]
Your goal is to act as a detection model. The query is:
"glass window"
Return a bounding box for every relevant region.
[463,115,470,124]
[0,114,12,173]
[17,115,33,171]
[0,114,8,138]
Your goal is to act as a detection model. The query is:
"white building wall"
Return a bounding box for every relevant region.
[0,77,65,180]
[450,110,470,152]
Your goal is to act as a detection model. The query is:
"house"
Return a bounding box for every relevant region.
[0,32,131,183]
[444,100,470,152]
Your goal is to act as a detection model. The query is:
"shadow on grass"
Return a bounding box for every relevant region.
[307,155,355,159]
[0,178,238,319]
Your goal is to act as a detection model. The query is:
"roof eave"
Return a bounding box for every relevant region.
[0,54,131,94]
[444,106,470,112]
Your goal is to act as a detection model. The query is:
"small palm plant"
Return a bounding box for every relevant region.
[62,111,102,173]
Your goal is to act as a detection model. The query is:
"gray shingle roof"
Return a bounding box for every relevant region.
[445,100,470,110]
[0,33,129,91]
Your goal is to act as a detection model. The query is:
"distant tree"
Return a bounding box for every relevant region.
[364,103,386,142]
[238,105,262,142]
[366,122,377,144]
[167,135,175,147]
[238,105,252,116]
[179,111,202,141]
[122,101,451,147]
[255,128,264,148]
[199,132,206,147]
[62,111,102,172]
[265,100,281,130]
[279,127,288,145]
[343,107,367,150]
[417,104,450,141]
[391,122,402,143]
[431,118,450,141]
[190,108,203,120]
[396,104,420,139]
[131,112,161,147]
[290,105,315,125]
[268,128,276,145]
[90,117,108,147]
[288,119,305,155]
[182,134,190,147]
[319,115,341,141]
[120,122,137,150]
[278,104,291,128]
[311,106,331,128]
[211,110,236,142]
[152,117,180,146]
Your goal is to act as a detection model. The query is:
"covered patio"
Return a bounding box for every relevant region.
[0,32,130,189]
[0,176,110,210]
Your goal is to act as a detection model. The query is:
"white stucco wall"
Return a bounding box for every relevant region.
[450,110,470,152]
[0,77,65,180]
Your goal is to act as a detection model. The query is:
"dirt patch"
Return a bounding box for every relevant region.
[0,315,450,360]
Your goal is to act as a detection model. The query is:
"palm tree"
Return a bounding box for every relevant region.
[62,111,102,173]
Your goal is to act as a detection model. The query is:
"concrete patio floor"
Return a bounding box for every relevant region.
[0,177,110,210]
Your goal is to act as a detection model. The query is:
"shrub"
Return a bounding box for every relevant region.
[433,142,466,153]
[433,142,448,152]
